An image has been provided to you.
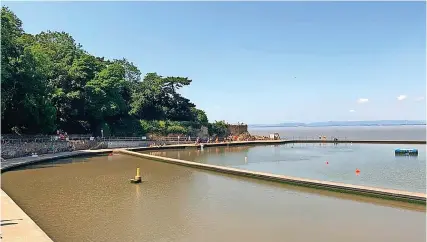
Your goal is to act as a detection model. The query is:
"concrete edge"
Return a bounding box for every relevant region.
[290,140,427,144]
[127,139,426,152]
[1,149,114,173]
[116,149,427,205]
[1,189,53,242]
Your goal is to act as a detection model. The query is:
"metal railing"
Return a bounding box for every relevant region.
[0,135,208,143]
[281,136,348,141]
[1,135,352,143]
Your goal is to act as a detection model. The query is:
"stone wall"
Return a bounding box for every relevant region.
[1,140,105,159]
[227,124,248,136]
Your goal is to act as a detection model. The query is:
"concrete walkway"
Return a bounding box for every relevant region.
[1,149,114,172]
[1,190,53,242]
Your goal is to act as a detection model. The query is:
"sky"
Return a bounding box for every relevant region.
[4,1,426,124]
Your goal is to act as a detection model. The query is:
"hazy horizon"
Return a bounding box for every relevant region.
[249,120,426,126]
[249,125,426,141]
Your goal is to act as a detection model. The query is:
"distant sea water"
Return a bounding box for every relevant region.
[249,125,426,141]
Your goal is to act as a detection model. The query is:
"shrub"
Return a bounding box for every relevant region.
[166,125,188,135]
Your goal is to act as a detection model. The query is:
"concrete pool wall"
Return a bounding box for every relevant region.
[117,149,426,204]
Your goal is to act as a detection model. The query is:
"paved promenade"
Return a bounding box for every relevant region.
[1,149,114,172]
[1,190,53,242]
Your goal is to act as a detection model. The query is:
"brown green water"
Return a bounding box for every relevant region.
[2,154,425,242]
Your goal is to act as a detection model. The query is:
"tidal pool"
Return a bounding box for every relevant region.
[1,154,425,242]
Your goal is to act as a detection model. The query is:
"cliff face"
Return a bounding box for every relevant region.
[227,124,248,136]
[197,126,209,138]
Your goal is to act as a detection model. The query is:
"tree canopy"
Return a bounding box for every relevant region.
[1,7,218,136]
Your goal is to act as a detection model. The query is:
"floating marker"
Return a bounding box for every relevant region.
[355,168,360,175]
[130,168,142,183]
[395,148,418,156]
[325,161,329,165]
[245,157,248,163]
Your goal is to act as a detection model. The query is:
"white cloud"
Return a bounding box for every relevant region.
[357,98,369,104]
[349,109,355,113]
[415,96,425,101]
[397,95,407,101]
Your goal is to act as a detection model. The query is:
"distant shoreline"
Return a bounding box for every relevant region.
[250,124,427,128]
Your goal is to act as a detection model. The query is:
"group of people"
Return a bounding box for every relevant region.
[194,137,223,144]
[56,130,69,141]
[148,142,167,148]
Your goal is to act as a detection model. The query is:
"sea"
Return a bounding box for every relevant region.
[248,125,426,141]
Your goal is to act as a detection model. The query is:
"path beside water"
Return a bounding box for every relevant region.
[1,190,53,242]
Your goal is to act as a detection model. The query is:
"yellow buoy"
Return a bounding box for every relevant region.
[130,168,142,183]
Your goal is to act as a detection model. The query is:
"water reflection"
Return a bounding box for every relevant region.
[135,184,141,200]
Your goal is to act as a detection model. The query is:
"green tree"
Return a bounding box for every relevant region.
[208,121,229,137]
[130,73,197,121]
[84,62,129,132]
[191,108,209,125]
[1,7,56,134]
[1,7,214,136]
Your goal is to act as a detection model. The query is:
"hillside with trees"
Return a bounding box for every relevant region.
[1,7,228,137]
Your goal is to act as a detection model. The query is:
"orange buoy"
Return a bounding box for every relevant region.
[355,168,360,175]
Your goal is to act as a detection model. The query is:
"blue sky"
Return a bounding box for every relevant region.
[4,1,426,124]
